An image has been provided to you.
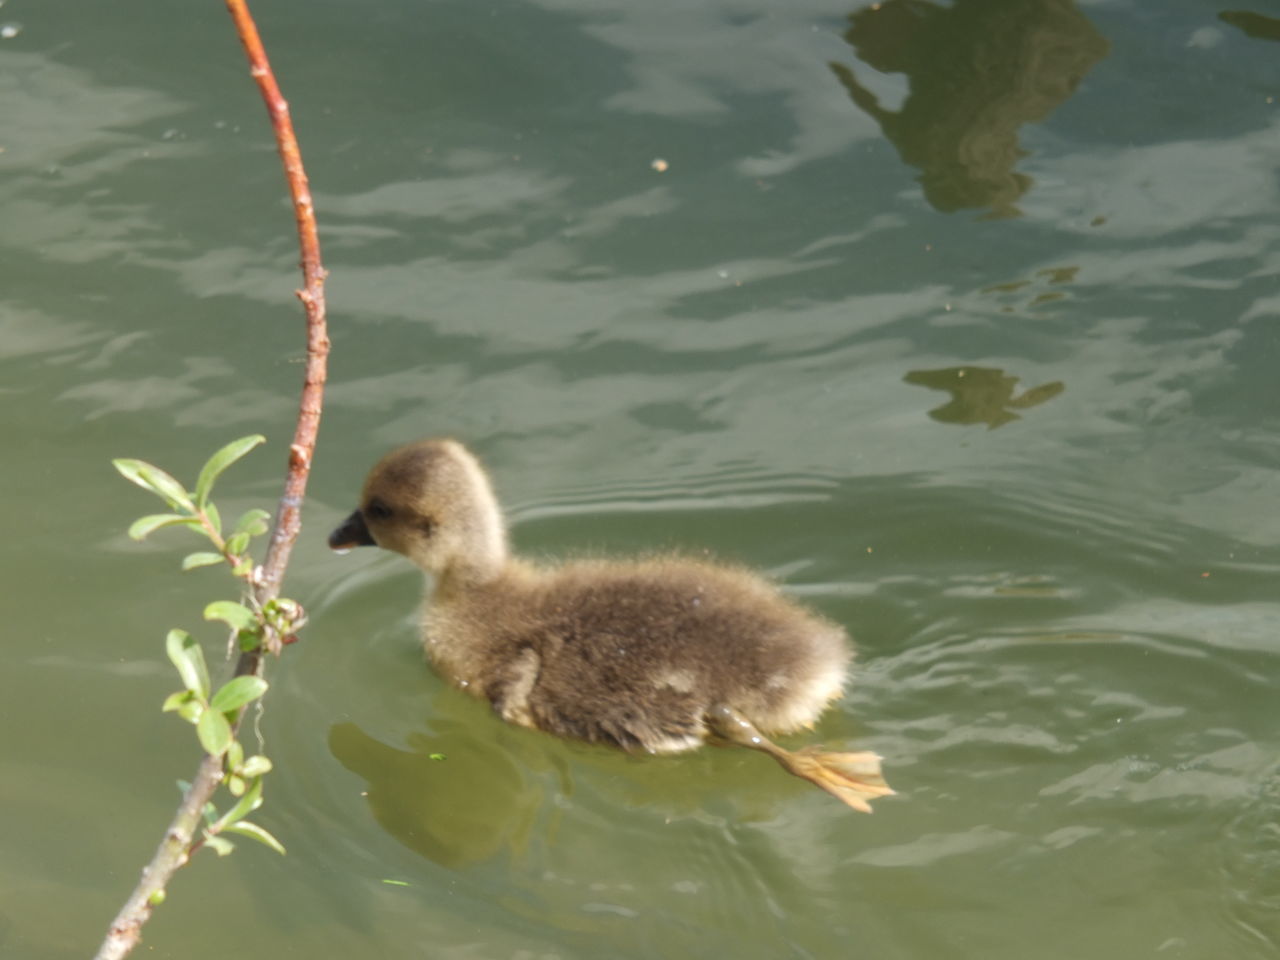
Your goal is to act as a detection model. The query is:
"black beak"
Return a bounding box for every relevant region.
[329,509,377,551]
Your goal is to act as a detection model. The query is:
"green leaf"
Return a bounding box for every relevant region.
[225,531,251,557]
[162,690,194,713]
[210,676,268,713]
[177,699,204,724]
[240,755,273,778]
[182,551,224,571]
[113,459,194,511]
[203,834,236,857]
[204,601,257,633]
[232,559,254,577]
[221,820,286,856]
[127,513,195,541]
[202,802,218,825]
[216,775,264,829]
[165,629,210,700]
[194,435,266,508]
[234,508,272,537]
[204,500,222,538]
[227,774,246,798]
[227,739,245,771]
[148,888,167,906]
[429,753,447,761]
[197,707,232,756]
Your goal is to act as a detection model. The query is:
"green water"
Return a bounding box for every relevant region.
[2,0,1278,957]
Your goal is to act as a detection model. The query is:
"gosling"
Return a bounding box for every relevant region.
[329,439,892,812]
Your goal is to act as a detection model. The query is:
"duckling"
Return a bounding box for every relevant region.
[329,439,893,813]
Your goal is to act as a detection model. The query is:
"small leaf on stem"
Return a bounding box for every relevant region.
[204,601,257,633]
[234,508,272,537]
[197,707,232,757]
[238,628,264,653]
[210,675,269,712]
[162,690,194,713]
[194,435,266,508]
[222,821,286,856]
[113,459,194,512]
[202,834,236,857]
[216,776,264,830]
[165,629,210,700]
[226,531,251,557]
[127,514,196,541]
[204,499,222,538]
[240,755,273,778]
[182,552,224,572]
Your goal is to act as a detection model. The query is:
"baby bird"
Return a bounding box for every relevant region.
[329,439,893,812]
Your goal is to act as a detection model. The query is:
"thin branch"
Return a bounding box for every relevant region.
[224,0,331,607]
[93,1,329,957]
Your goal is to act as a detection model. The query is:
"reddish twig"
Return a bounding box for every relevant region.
[224,0,330,605]
[93,2,329,958]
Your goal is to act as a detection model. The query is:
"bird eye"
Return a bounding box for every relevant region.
[365,499,392,521]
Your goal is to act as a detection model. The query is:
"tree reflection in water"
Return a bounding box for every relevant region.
[831,0,1109,217]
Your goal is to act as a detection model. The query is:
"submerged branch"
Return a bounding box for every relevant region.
[94,1,330,957]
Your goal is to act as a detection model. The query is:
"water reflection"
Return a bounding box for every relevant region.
[981,265,1079,311]
[830,0,1109,217]
[904,365,1064,428]
[1219,10,1280,42]
[328,721,540,868]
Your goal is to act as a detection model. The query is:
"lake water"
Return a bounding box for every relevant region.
[2,1,1278,957]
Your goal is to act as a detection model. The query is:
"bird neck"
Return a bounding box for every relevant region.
[440,482,509,590]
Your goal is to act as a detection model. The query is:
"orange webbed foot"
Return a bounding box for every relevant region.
[781,748,894,813]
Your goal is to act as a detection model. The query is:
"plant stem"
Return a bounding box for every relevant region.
[193,510,252,584]
[93,1,329,956]
[224,0,331,609]
[194,509,229,556]
[93,756,223,960]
